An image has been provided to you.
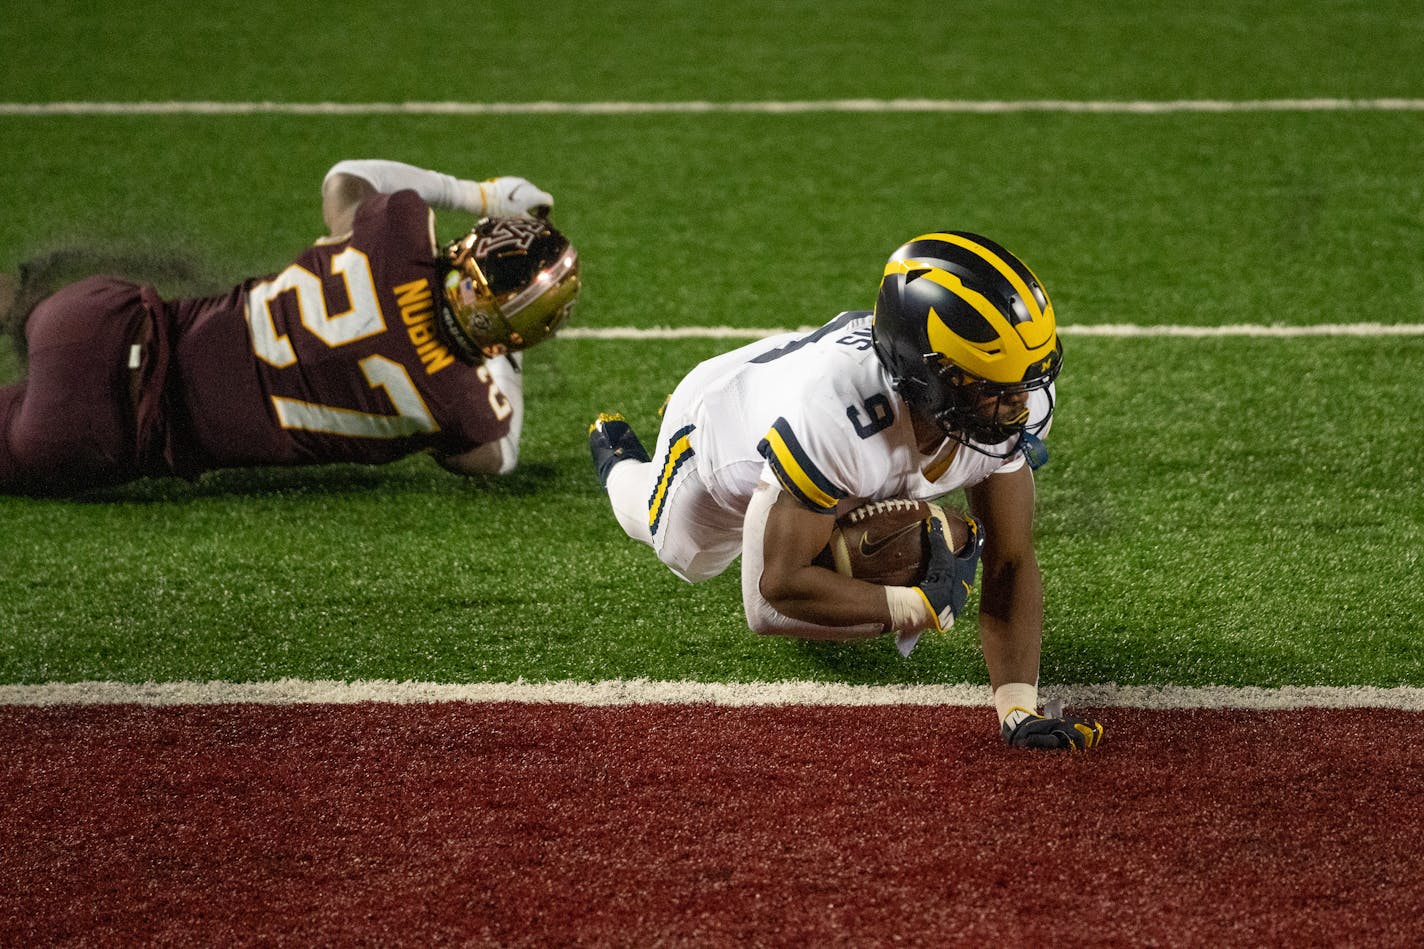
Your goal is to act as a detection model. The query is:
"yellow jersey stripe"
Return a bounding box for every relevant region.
[647,424,696,536]
[757,418,844,512]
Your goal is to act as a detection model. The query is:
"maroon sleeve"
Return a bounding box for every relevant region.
[171,191,510,471]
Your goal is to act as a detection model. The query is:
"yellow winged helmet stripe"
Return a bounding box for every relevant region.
[924,232,1053,328]
[884,235,1058,383]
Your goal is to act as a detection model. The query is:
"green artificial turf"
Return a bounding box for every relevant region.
[1,2,1420,688]
[5,0,1422,102]
[2,334,1420,686]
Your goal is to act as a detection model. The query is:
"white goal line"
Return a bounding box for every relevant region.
[3,99,1424,117]
[3,679,1423,711]
[561,323,1424,342]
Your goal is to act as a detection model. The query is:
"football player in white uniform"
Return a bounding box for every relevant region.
[590,232,1102,750]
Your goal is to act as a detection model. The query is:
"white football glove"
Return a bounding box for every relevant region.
[478,176,554,219]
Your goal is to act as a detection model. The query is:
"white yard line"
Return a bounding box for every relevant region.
[3,99,1423,117]
[3,679,1422,710]
[3,97,1415,715]
[560,323,1424,342]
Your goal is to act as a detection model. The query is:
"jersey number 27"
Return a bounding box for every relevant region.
[244,247,439,438]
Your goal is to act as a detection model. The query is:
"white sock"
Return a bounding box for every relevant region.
[606,460,654,547]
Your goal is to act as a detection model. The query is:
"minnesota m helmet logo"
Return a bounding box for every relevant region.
[472,217,545,258]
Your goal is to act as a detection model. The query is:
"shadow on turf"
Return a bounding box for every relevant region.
[67,460,568,504]
[792,637,925,683]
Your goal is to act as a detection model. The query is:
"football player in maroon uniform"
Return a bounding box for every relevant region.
[0,159,579,495]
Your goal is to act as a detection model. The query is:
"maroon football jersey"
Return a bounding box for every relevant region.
[167,191,509,471]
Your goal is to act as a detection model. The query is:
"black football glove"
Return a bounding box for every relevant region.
[1002,708,1104,750]
[912,513,984,630]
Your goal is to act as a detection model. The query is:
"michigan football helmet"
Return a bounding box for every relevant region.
[440,217,580,358]
[871,231,1062,456]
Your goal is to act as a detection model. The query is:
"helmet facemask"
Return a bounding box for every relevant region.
[919,342,1062,458]
[441,217,580,360]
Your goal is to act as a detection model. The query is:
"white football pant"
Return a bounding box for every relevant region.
[604,458,880,640]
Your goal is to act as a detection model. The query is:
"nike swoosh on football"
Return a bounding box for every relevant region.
[858,520,924,558]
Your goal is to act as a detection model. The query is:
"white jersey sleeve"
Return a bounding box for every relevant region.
[750,314,901,511]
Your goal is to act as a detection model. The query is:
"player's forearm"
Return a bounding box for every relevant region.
[325,159,485,214]
[976,556,1044,689]
[757,566,892,633]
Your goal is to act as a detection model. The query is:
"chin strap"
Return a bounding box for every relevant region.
[434,294,481,364]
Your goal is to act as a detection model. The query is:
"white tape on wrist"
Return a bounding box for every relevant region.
[885,586,937,658]
[994,682,1039,726]
[885,585,934,633]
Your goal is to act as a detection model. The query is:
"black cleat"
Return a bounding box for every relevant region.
[588,412,650,487]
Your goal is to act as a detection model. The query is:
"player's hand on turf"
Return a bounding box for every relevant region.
[1002,708,1104,750]
[480,176,554,218]
[912,513,983,630]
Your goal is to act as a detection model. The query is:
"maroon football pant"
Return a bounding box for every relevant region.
[0,276,150,494]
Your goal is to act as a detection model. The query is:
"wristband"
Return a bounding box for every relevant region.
[994,682,1039,726]
[884,585,934,632]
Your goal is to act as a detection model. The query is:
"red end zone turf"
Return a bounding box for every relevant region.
[1,703,1421,945]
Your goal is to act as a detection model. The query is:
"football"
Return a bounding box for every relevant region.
[813,498,970,587]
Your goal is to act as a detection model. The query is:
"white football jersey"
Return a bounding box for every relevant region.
[682,311,1052,514]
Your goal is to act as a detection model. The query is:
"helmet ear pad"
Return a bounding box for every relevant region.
[871,273,934,387]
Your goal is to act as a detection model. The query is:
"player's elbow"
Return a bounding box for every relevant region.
[742,566,788,635]
[755,571,798,619]
[320,169,377,237]
[743,594,784,636]
[749,573,818,635]
[437,437,518,477]
[743,600,792,637]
